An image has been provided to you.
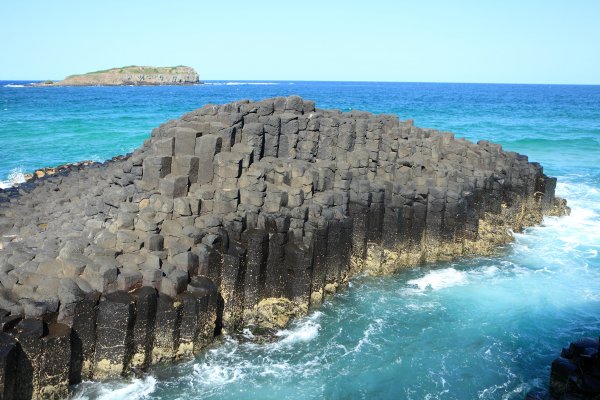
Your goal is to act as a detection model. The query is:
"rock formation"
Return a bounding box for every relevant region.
[0,97,568,398]
[52,66,199,86]
[551,338,600,398]
[527,337,600,399]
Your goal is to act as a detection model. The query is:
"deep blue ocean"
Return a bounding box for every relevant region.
[1,81,599,399]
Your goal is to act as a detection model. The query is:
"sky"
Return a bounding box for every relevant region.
[1,0,599,84]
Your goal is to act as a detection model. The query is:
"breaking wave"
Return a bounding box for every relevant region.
[204,82,280,86]
[0,167,26,189]
[71,376,157,400]
[407,267,468,291]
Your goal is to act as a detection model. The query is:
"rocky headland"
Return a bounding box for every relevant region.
[0,97,568,399]
[46,65,199,86]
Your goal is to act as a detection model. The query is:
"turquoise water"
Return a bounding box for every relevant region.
[1,81,599,399]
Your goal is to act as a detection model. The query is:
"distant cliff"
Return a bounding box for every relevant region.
[54,65,200,86]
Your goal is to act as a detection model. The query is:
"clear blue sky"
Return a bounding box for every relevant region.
[1,0,599,83]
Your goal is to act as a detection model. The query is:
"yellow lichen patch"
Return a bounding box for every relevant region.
[130,352,146,368]
[176,341,195,359]
[37,384,68,400]
[151,347,175,365]
[81,360,93,378]
[324,282,338,294]
[548,198,570,217]
[363,246,404,275]
[242,306,259,326]
[93,359,123,380]
[310,289,324,306]
[254,298,308,329]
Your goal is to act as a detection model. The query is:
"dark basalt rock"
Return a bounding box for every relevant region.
[552,338,600,398]
[0,97,569,398]
[0,332,17,399]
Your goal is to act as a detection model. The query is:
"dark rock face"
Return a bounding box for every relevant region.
[549,338,600,399]
[0,97,568,397]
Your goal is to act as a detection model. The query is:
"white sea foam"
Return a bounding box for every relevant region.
[203,82,280,86]
[540,180,599,254]
[193,361,246,385]
[187,311,324,392]
[407,268,468,291]
[405,301,441,311]
[353,318,384,352]
[507,179,599,273]
[241,327,255,339]
[3,84,25,88]
[71,376,157,400]
[275,311,322,345]
[472,265,500,277]
[226,82,278,85]
[0,167,27,189]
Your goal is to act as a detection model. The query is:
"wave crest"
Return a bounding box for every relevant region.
[0,167,27,189]
[407,268,468,291]
[71,376,157,400]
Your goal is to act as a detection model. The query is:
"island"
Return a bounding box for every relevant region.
[47,65,200,86]
[0,97,569,399]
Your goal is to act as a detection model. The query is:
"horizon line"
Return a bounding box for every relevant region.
[1,78,599,86]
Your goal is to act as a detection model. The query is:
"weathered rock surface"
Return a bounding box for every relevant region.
[0,96,568,398]
[52,65,199,86]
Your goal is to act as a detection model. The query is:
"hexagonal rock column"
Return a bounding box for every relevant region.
[221,242,247,332]
[308,223,329,305]
[69,292,100,384]
[14,319,45,400]
[142,156,171,189]
[187,276,219,350]
[7,319,69,400]
[284,242,314,305]
[130,286,158,370]
[38,323,71,399]
[0,332,17,400]
[241,229,269,323]
[151,294,183,364]
[93,291,135,379]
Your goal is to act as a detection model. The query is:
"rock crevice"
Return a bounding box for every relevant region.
[0,96,568,398]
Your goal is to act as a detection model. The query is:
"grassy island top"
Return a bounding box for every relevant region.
[65,65,194,79]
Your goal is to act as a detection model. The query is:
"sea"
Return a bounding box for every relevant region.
[1,81,599,399]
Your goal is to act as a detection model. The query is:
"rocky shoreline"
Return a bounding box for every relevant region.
[0,96,568,399]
